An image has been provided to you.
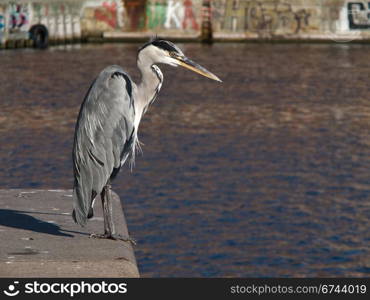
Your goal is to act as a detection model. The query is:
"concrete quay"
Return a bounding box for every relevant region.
[0,189,139,277]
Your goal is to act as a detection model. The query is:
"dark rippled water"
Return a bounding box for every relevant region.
[1,42,370,277]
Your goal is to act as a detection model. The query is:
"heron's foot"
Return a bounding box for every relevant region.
[89,233,137,246]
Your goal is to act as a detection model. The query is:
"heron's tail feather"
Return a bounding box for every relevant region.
[72,207,93,224]
[72,209,87,226]
[71,209,80,224]
[72,185,89,226]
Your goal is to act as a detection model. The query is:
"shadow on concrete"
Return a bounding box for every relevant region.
[0,209,75,237]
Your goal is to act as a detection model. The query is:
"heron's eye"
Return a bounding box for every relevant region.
[169,52,181,59]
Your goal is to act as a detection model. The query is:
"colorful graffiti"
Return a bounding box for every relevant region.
[146,0,200,30]
[147,1,166,29]
[159,0,198,30]
[9,3,29,31]
[82,0,125,32]
[348,2,370,29]
[0,6,4,42]
[94,1,119,28]
[123,0,200,31]
[182,0,199,30]
[0,13,4,32]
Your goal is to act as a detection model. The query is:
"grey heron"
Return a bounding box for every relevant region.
[72,38,221,242]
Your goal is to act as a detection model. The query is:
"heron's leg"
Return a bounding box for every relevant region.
[89,185,137,245]
[102,183,115,237]
[88,184,114,238]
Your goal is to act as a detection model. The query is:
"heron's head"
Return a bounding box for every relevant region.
[138,38,221,82]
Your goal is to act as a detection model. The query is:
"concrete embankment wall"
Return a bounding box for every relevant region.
[1,0,370,48]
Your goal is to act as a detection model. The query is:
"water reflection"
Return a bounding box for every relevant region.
[1,43,370,277]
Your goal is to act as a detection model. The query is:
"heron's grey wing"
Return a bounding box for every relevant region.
[72,65,135,225]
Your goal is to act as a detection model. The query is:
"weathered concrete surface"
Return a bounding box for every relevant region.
[0,189,139,277]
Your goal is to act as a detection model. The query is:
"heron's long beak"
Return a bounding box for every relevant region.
[176,57,222,82]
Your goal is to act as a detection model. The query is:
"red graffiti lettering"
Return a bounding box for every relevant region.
[182,0,199,30]
[94,1,117,28]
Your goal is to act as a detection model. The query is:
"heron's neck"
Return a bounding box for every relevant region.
[134,57,163,129]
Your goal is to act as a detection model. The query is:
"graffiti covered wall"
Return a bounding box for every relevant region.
[212,0,370,40]
[92,0,370,40]
[0,0,204,45]
[80,0,202,37]
[2,0,370,47]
